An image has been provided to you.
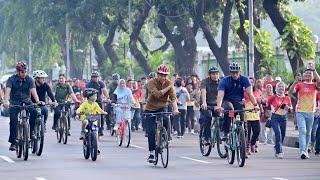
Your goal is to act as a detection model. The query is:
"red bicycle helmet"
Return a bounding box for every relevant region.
[16,62,27,71]
[157,64,170,75]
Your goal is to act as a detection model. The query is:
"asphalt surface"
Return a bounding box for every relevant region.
[0,114,320,180]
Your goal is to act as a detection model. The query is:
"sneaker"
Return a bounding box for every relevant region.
[113,123,119,131]
[177,136,182,139]
[275,153,284,159]
[9,143,16,151]
[173,131,178,135]
[190,129,195,135]
[221,133,228,141]
[30,131,36,140]
[147,154,155,163]
[250,145,256,153]
[79,131,85,140]
[300,152,307,159]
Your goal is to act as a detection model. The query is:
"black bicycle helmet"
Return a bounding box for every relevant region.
[208,66,219,73]
[91,71,100,77]
[229,62,241,72]
[112,73,120,80]
[83,88,98,98]
[148,72,156,79]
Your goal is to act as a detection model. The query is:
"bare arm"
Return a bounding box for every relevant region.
[102,87,109,99]
[70,93,80,103]
[245,86,257,106]
[216,90,225,108]
[31,88,40,103]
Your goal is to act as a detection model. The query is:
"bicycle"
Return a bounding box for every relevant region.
[82,114,102,161]
[199,106,227,158]
[222,109,255,167]
[113,104,131,147]
[31,104,51,156]
[56,102,74,144]
[144,112,172,168]
[10,103,37,161]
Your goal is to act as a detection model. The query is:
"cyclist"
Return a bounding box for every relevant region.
[31,70,58,130]
[113,79,134,130]
[52,74,80,132]
[77,88,108,139]
[215,62,259,139]
[86,71,110,136]
[145,64,179,163]
[3,62,43,151]
[106,73,120,130]
[200,66,220,145]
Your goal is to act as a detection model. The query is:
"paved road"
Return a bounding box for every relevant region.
[0,115,319,180]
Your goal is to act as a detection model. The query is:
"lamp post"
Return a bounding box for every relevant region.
[248,0,255,78]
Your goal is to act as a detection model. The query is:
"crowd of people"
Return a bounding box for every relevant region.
[1,60,320,163]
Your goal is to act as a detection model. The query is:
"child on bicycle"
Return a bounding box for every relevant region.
[77,88,108,140]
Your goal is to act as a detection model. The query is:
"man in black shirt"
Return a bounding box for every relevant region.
[3,62,42,151]
[200,67,220,144]
[86,71,109,136]
[32,70,58,129]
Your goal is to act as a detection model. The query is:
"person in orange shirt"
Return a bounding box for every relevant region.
[268,81,292,159]
[289,63,320,159]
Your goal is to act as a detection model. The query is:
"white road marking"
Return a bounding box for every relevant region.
[35,177,47,180]
[0,155,15,163]
[131,144,146,149]
[272,177,288,180]
[180,156,211,164]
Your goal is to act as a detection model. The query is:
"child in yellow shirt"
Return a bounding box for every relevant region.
[77,88,107,139]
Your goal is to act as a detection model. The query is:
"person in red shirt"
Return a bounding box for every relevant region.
[268,81,292,159]
[260,84,274,144]
[289,64,320,159]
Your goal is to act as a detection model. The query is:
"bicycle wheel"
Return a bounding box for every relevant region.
[62,117,68,144]
[91,133,98,161]
[16,125,23,158]
[236,126,246,167]
[117,123,123,146]
[57,119,62,143]
[31,124,38,154]
[216,128,227,158]
[36,119,45,156]
[160,127,169,168]
[23,123,29,161]
[226,134,235,165]
[199,125,212,156]
[83,134,90,159]
[124,121,131,148]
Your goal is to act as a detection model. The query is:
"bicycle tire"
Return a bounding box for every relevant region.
[23,123,29,161]
[226,133,235,165]
[31,124,38,154]
[117,123,123,146]
[57,119,62,143]
[83,135,90,159]
[216,128,227,159]
[91,132,98,161]
[124,121,131,148]
[16,125,23,158]
[36,119,45,156]
[199,125,212,156]
[236,126,246,167]
[160,127,169,168]
[62,117,68,144]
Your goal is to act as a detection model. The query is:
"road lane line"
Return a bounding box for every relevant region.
[0,155,15,163]
[131,144,146,149]
[35,177,47,180]
[272,177,288,180]
[180,156,211,164]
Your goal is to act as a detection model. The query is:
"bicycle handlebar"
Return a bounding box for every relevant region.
[143,112,173,116]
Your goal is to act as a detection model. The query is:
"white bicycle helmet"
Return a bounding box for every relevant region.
[33,70,48,78]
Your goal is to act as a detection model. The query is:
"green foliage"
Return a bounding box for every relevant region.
[279,3,316,61]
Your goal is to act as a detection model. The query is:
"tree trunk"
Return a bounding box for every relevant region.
[91,35,107,73]
[236,0,263,78]
[195,0,233,75]
[103,17,121,69]
[129,2,152,75]
[263,0,304,73]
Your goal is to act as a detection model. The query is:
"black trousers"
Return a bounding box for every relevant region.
[173,109,187,136]
[247,120,260,146]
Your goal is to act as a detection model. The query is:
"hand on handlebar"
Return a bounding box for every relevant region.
[214,106,223,112]
[201,102,207,110]
[3,101,9,109]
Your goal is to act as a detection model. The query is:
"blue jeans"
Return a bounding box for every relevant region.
[311,118,319,145]
[296,112,314,153]
[271,114,287,154]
